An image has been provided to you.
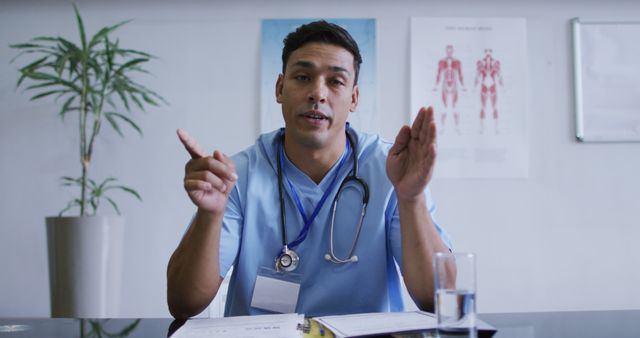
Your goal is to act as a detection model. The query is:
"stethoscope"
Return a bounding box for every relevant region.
[275,128,369,272]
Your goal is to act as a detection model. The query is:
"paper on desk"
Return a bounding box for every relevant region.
[170,313,304,338]
[314,311,437,338]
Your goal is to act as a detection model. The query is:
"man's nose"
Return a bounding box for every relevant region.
[308,79,328,104]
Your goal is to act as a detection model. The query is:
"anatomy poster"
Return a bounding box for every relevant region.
[411,18,528,178]
[261,19,377,134]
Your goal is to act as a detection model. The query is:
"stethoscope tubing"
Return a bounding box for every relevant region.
[276,128,370,267]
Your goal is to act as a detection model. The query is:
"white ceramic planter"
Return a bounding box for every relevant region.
[46,216,124,318]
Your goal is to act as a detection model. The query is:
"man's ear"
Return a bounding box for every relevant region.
[275,74,284,103]
[349,85,359,112]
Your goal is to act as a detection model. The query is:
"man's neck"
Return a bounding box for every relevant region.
[283,134,346,185]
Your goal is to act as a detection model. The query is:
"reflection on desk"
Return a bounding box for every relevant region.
[0,318,170,338]
[481,310,640,338]
[0,310,638,338]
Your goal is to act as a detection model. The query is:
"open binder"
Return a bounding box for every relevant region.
[309,311,496,338]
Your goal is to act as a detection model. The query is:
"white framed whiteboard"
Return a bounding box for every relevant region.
[572,18,640,142]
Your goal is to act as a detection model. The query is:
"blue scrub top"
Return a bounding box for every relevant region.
[219,128,452,317]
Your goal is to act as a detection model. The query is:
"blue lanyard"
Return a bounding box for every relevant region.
[279,136,350,249]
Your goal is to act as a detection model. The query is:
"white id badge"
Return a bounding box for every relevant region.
[250,266,301,313]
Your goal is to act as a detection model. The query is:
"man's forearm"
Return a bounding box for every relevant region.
[167,209,224,319]
[398,193,450,312]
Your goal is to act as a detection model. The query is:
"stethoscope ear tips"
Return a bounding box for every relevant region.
[324,254,332,261]
[350,255,358,263]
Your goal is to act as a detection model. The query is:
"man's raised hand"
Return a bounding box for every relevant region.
[385,107,437,201]
[177,128,237,213]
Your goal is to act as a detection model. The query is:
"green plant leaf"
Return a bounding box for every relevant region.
[104,112,124,136]
[89,20,132,49]
[25,80,59,91]
[60,106,80,121]
[32,36,65,43]
[98,177,117,190]
[61,181,80,187]
[88,178,98,189]
[59,95,76,117]
[132,83,168,105]
[129,66,152,76]
[89,198,98,214]
[73,4,87,52]
[54,53,70,76]
[114,58,149,75]
[58,80,83,94]
[105,197,121,216]
[53,90,72,102]
[58,198,82,216]
[21,73,82,94]
[9,42,58,60]
[105,97,116,110]
[141,93,158,106]
[22,71,58,82]
[16,74,27,88]
[88,58,102,79]
[105,185,142,201]
[114,85,130,111]
[90,180,102,192]
[104,36,114,72]
[30,90,62,101]
[35,36,81,55]
[10,43,48,49]
[115,49,153,58]
[105,112,141,136]
[129,92,145,111]
[68,55,79,77]
[17,56,49,73]
[90,93,100,115]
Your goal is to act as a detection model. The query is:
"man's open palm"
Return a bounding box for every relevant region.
[386,107,437,200]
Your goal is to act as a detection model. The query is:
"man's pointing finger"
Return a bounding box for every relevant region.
[177,128,208,159]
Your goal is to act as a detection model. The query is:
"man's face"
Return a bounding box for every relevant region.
[276,42,359,150]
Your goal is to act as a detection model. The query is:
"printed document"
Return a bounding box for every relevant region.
[170,313,303,338]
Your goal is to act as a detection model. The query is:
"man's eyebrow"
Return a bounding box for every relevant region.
[290,60,351,75]
[328,65,350,75]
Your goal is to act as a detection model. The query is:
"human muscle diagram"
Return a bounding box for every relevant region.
[475,48,503,134]
[410,18,527,178]
[434,45,465,135]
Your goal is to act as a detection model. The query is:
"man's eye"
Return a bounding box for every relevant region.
[330,79,345,86]
[295,75,310,81]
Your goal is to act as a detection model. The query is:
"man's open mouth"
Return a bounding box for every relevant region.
[302,111,329,120]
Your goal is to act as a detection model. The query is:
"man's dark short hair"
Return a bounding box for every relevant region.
[282,20,363,86]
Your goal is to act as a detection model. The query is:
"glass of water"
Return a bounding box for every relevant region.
[434,252,476,335]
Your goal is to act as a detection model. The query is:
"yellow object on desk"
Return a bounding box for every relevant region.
[303,318,335,338]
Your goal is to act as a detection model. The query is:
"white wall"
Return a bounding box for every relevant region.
[1,0,639,318]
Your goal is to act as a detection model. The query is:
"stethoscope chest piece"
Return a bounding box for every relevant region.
[275,246,299,272]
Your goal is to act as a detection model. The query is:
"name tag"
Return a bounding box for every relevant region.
[250,273,300,313]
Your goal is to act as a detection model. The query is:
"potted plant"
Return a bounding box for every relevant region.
[10,5,165,317]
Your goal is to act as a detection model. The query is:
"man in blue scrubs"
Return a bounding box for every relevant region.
[167,20,452,319]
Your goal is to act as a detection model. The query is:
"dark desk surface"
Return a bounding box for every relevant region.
[482,310,640,338]
[0,310,638,338]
